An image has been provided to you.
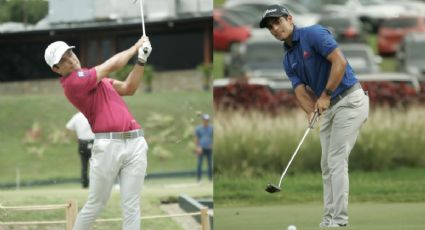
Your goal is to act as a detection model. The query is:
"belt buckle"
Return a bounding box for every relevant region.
[123,132,132,139]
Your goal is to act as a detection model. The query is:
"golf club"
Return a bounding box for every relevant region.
[134,0,149,54]
[265,110,319,193]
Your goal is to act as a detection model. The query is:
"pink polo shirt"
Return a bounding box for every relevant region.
[60,68,141,133]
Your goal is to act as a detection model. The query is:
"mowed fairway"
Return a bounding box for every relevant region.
[215,203,425,230]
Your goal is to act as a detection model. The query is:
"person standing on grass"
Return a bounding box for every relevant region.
[44,36,151,230]
[260,5,369,228]
[195,114,213,182]
[66,112,95,189]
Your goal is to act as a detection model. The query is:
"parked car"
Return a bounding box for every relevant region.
[320,0,407,33]
[224,32,291,90]
[318,15,365,43]
[224,0,319,27]
[377,15,425,55]
[219,7,259,28]
[358,72,420,107]
[397,32,425,80]
[340,44,381,74]
[213,8,251,51]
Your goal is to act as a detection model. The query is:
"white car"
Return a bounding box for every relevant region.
[224,0,320,27]
[224,32,291,90]
[397,32,425,81]
[340,44,382,74]
[321,0,407,32]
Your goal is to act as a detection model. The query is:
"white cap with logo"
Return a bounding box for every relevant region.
[44,41,75,68]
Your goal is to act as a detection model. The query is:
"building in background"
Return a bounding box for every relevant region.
[0,0,212,82]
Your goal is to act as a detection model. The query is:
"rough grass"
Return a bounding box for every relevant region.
[0,91,212,184]
[214,107,425,176]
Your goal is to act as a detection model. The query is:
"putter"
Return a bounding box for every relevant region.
[265,111,319,193]
[134,0,149,54]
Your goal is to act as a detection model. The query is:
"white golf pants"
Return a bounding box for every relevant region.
[73,136,148,230]
[320,89,369,225]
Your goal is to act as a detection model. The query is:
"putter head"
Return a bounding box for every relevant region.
[265,183,281,193]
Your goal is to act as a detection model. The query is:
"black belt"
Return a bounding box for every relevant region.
[330,82,362,107]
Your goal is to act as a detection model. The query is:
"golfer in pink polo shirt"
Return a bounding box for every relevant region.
[45,36,152,230]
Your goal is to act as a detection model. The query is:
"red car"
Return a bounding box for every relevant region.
[377,16,425,55]
[213,9,250,51]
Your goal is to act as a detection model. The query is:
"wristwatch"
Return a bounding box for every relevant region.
[324,88,333,96]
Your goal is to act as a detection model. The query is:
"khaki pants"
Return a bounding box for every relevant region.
[320,89,369,225]
[73,136,148,230]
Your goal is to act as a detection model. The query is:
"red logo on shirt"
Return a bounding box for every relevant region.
[303,51,310,58]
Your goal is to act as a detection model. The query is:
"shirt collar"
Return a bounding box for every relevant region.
[284,26,300,51]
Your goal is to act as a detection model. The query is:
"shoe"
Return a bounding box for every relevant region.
[320,220,347,228]
[319,221,330,227]
[327,222,347,228]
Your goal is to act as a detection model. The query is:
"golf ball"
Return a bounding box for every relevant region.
[287,225,297,230]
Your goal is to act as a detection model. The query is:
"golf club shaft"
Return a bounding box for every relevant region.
[277,111,319,187]
[277,126,312,187]
[139,0,146,36]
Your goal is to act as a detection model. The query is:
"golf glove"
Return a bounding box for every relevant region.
[138,41,152,63]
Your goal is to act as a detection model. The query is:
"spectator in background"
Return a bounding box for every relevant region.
[194,114,213,182]
[66,112,95,188]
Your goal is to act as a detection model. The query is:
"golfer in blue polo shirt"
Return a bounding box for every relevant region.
[260,5,369,228]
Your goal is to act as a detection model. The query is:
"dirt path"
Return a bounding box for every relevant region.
[161,203,201,230]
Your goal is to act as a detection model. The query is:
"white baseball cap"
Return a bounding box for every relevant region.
[44,41,75,68]
[202,114,210,120]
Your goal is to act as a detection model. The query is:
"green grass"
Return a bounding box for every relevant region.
[214,0,226,7]
[215,203,425,230]
[214,108,425,176]
[0,91,212,184]
[0,178,213,229]
[214,168,425,207]
[213,51,225,79]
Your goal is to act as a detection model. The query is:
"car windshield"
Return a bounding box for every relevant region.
[225,9,258,26]
[245,43,284,69]
[319,18,350,28]
[284,3,309,14]
[233,3,308,15]
[342,49,372,73]
[321,0,349,5]
[358,0,384,6]
[382,18,417,28]
[221,13,246,26]
[406,40,425,59]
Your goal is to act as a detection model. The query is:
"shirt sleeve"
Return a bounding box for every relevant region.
[284,55,303,90]
[307,25,338,58]
[70,68,98,94]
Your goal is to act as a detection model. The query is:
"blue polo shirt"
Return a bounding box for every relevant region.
[195,125,213,149]
[283,25,357,98]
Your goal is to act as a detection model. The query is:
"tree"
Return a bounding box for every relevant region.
[0,0,48,25]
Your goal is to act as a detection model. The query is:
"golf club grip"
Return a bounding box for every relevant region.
[309,110,319,128]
